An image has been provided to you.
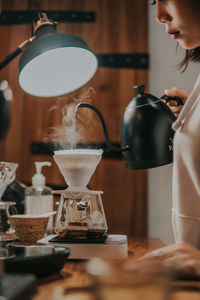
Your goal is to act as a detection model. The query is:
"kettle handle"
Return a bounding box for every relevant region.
[160,94,183,105]
[77,102,130,153]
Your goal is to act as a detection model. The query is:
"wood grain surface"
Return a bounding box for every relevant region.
[0,0,148,237]
[32,238,200,300]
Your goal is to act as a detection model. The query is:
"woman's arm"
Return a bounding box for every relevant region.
[138,242,200,279]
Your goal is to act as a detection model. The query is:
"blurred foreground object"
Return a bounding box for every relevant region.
[86,258,172,300]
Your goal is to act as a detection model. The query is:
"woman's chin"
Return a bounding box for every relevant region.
[178,40,200,50]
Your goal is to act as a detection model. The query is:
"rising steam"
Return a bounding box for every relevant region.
[44,87,99,150]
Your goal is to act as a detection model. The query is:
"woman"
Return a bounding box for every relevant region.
[136,0,200,278]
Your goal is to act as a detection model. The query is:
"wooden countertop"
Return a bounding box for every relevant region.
[32,238,200,300]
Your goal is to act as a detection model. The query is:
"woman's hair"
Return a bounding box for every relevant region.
[177,0,200,72]
[179,47,200,72]
[179,0,200,71]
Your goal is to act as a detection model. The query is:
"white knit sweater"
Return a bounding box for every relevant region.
[172,72,200,248]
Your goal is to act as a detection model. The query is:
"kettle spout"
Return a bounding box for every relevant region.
[76,102,130,153]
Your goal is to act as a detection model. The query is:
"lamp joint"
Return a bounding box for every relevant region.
[18,36,36,50]
[33,12,56,34]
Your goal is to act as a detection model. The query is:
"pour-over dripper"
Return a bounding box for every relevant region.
[53,149,108,240]
[53,149,103,192]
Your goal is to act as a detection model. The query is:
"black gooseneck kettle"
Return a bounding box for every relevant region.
[77,84,182,170]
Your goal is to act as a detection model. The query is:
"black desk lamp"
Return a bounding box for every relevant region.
[0,12,98,97]
[0,12,98,138]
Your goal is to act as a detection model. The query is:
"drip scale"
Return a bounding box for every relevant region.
[38,149,128,259]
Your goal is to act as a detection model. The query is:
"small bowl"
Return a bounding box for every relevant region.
[4,244,70,278]
[9,213,56,243]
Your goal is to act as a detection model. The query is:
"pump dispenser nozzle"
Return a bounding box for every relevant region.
[32,161,51,187]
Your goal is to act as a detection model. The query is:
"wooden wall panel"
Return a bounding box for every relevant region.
[0,0,148,237]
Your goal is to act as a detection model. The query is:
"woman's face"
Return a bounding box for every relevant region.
[153,0,200,49]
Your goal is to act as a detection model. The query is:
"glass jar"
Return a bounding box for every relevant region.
[0,201,17,241]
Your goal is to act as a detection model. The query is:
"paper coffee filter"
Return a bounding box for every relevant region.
[53,149,103,190]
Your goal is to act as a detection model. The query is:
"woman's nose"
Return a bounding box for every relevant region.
[156,5,172,24]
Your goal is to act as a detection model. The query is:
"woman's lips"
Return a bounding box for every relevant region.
[167,30,181,40]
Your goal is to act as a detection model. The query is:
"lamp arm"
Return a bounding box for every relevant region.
[0,36,36,71]
[77,102,130,152]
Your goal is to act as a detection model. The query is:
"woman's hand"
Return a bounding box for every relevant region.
[138,242,200,279]
[164,87,189,118]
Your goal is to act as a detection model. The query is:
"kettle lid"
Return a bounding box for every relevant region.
[129,84,159,107]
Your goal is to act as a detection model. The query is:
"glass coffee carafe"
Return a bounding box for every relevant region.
[0,201,17,241]
[0,162,18,260]
[54,191,107,239]
[0,162,18,242]
[53,149,108,240]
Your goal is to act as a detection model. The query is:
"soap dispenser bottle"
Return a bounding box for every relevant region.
[25,161,54,233]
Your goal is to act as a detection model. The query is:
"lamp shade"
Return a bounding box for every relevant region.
[18,25,98,97]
